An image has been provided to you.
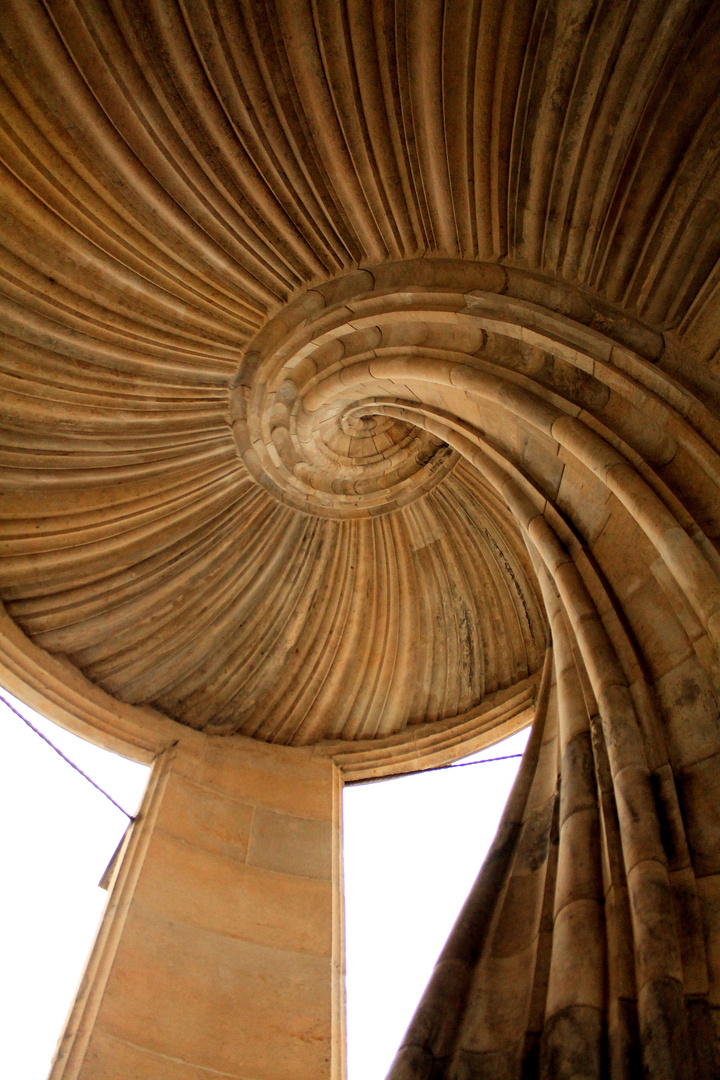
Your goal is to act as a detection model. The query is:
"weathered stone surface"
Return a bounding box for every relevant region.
[51,737,344,1080]
[2,1,720,1076]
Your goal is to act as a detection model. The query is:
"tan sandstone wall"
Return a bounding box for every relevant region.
[50,734,345,1080]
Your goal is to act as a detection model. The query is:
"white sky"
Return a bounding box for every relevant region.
[343,728,528,1080]
[0,693,150,1080]
[0,691,527,1080]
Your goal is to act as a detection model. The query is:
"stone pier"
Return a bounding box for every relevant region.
[50,736,345,1080]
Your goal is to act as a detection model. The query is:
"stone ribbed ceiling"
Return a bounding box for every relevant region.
[2,0,720,746]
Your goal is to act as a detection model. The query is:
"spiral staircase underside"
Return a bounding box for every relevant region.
[9,4,720,1077]
[2,0,720,763]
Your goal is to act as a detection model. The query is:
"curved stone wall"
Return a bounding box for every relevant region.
[3,2,720,1075]
[3,0,720,757]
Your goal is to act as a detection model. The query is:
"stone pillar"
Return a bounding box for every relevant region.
[50,733,345,1080]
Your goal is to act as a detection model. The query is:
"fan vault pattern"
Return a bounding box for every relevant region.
[3,0,720,746]
[4,2,720,1078]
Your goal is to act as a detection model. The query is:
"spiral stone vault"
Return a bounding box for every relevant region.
[3,1,720,1078]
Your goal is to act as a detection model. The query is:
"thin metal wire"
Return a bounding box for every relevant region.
[1,692,136,820]
[2,688,523,799]
[346,752,524,786]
